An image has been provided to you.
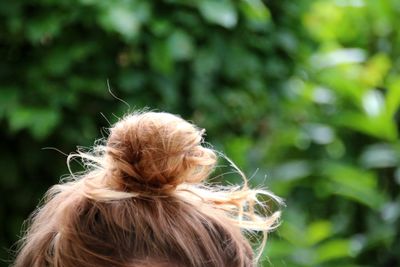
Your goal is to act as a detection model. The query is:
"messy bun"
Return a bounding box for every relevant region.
[105,112,216,194]
[14,111,282,267]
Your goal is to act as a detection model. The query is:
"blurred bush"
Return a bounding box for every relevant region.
[1,0,399,266]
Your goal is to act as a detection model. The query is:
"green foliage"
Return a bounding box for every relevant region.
[1,0,400,266]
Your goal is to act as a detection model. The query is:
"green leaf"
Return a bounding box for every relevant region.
[360,143,399,168]
[322,163,387,210]
[150,19,173,37]
[198,0,237,28]
[0,88,19,118]
[168,30,194,61]
[98,2,150,41]
[26,13,64,43]
[280,223,307,248]
[272,160,312,182]
[314,239,351,264]
[101,7,139,40]
[263,239,296,259]
[223,137,252,169]
[334,111,398,141]
[149,40,173,73]
[361,53,391,87]
[240,0,270,23]
[306,220,332,245]
[8,106,61,139]
[386,77,400,117]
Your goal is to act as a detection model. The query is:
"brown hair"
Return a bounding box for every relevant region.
[14,111,281,267]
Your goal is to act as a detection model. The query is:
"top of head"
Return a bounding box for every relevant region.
[106,112,217,193]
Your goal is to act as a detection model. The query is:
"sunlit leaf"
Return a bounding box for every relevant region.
[321,163,387,209]
[98,2,150,41]
[239,0,270,24]
[360,143,399,168]
[334,112,398,141]
[314,239,351,264]
[198,0,238,28]
[306,220,332,245]
[361,53,391,87]
[386,77,400,117]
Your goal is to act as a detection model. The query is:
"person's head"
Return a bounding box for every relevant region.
[14,111,281,267]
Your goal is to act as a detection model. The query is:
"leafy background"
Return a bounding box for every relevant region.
[1,0,400,266]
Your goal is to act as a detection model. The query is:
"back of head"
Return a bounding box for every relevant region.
[14,111,281,267]
[105,112,216,193]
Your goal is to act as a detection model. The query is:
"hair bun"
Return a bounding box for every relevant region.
[105,112,216,194]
